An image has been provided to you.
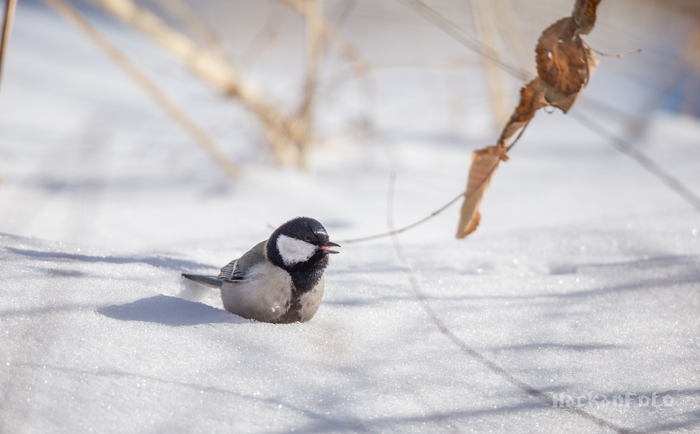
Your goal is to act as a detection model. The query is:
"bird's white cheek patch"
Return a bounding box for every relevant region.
[277,235,317,266]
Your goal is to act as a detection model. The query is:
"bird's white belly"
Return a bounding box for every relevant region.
[220,262,293,322]
[298,275,324,322]
[220,262,326,323]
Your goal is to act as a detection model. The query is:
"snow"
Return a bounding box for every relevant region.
[1,1,699,433]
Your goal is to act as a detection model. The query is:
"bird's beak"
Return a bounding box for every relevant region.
[320,241,340,254]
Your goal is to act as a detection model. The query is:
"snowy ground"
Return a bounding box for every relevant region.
[1,1,699,433]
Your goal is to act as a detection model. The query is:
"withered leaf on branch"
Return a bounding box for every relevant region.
[455,146,506,239]
[535,17,597,113]
[455,0,602,240]
[572,0,602,35]
[497,77,548,147]
[456,81,546,239]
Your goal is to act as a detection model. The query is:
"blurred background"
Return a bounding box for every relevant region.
[0,0,698,248]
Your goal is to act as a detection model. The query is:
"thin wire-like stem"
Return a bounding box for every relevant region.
[339,121,530,244]
[340,148,507,244]
[152,0,230,58]
[581,39,641,58]
[339,189,466,244]
[571,110,700,211]
[505,120,530,152]
[386,173,637,434]
[396,0,530,82]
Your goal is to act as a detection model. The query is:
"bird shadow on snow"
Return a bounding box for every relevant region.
[98,295,247,326]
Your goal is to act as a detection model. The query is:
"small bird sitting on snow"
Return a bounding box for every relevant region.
[182,217,340,323]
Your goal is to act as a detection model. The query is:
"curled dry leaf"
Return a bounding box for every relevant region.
[456,78,547,239]
[497,77,548,147]
[535,17,596,113]
[456,0,601,240]
[455,146,505,239]
[572,0,602,35]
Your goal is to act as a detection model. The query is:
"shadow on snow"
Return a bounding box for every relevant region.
[98,295,247,326]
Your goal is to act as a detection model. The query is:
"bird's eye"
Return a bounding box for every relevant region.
[304,235,313,243]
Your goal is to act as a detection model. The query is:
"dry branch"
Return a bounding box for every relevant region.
[277,0,374,167]
[151,0,230,58]
[42,0,241,179]
[0,0,17,185]
[456,0,602,239]
[470,0,511,129]
[296,0,325,169]
[89,0,301,165]
[0,0,16,98]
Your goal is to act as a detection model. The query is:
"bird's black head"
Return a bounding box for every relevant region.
[267,217,340,293]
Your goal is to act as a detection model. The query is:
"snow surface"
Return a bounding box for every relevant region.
[1,1,699,433]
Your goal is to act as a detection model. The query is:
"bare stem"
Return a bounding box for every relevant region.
[582,39,641,58]
[386,171,633,434]
[42,0,241,179]
[0,0,16,98]
[0,0,18,185]
[340,147,506,245]
[505,120,530,152]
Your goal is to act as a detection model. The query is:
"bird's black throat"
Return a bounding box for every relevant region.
[273,253,328,324]
[286,252,328,295]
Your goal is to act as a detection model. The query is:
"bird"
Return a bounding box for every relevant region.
[182,217,340,324]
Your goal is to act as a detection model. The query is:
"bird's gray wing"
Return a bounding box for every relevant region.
[217,240,268,282]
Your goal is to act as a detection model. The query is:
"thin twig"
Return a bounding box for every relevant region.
[152,0,230,59]
[0,0,17,185]
[296,0,326,170]
[396,0,530,82]
[582,39,641,58]
[470,0,510,128]
[340,147,507,244]
[398,0,595,115]
[0,0,16,99]
[571,110,700,211]
[89,0,300,165]
[240,1,285,65]
[42,0,241,179]
[386,173,637,434]
[340,190,466,244]
[278,0,375,167]
[505,120,530,152]
[334,0,356,26]
[339,121,529,244]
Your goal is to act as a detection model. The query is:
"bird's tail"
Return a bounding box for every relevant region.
[182,273,224,288]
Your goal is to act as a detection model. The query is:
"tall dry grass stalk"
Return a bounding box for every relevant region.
[296,0,325,169]
[92,0,372,169]
[470,0,510,130]
[277,0,375,167]
[0,0,16,97]
[0,0,18,185]
[89,0,302,165]
[42,0,241,179]
[491,0,536,78]
[679,29,700,114]
[151,0,230,58]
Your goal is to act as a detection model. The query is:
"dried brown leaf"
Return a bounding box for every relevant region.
[456,0,602,240]
[455,146,504,239]
[533,1,602,113]
[572,0,602,35]
[497,77,547,147]
[536,17,594,113]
